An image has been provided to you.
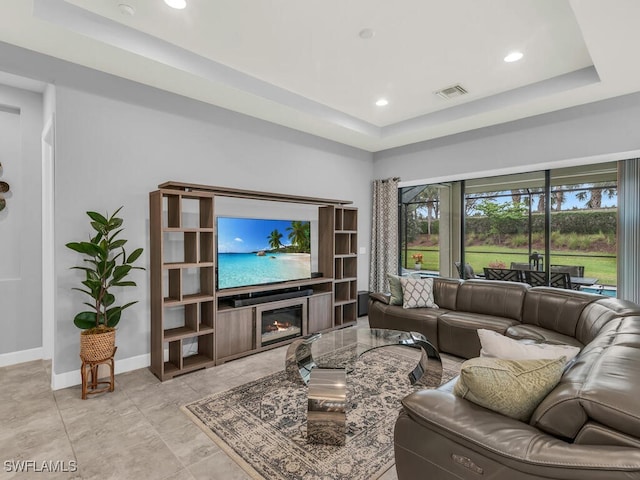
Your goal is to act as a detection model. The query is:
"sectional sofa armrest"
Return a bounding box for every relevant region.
[399,389,640,478]
[369,292,390,304]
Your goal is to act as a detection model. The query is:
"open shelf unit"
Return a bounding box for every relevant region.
[319,206,359,327]
[150,189,217,381]
[150,182,357,380]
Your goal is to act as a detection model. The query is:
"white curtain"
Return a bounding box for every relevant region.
[369,177,399,293]
[618,158,640,303]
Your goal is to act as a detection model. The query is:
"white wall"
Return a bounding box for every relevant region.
[53,85,373,379]
[0,85,43,365]
[373,91,640,182]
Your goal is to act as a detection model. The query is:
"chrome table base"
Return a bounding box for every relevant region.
[307,368,347,445]
[285,328,443,445]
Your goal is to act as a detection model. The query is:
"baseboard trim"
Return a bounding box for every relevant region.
[51,353,151,391]
[0,347,43,367]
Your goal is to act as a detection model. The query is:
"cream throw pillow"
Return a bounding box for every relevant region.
[386,274,403,306]
[400,277,438,309]
[453,357,566,421]
[477,329,580,361]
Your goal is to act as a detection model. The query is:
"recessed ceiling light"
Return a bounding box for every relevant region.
[504,51,524,63]
[118,3,135,16]
[375,98,389,107]
[164,0,187,9]
[359,28,375,39]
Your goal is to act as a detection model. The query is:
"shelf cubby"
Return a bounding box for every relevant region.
[349,233,357,254]
[334,281,350,303]
[334,258,343,280]
[343,302,357,324]
[183,333,215,369]
[164,269,182,303]
[200,232,214,263]
[334,256,357,280]
[342,209,357,231]
[165,339,183,373]
[334,305,343,326]
[164,195,182,229]
[163,231,185,264]
[181,267,214,297]
[183,231,198,263]
[181,197,205,229]
[200,301,215,331]
[163,333,215,376]
[343,256,357,279]
[350,280,357,301]
[163,303,198,338]
[335,233,350,255]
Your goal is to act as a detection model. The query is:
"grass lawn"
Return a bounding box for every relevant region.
[404,245,617,286]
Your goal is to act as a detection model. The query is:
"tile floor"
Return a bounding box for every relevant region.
[0,319,404,480]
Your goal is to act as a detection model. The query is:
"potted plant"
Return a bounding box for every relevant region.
[66,206,144,362]
[411,253,423,270]
[488,259,507,269]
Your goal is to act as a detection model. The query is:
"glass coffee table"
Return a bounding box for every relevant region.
[284,328,442,445]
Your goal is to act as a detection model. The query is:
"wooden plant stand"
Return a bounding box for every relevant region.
[80,347,117,399]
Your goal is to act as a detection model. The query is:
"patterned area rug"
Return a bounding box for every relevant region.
[183,346,460,480]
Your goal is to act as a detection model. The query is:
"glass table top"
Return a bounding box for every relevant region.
[285,327,441,386]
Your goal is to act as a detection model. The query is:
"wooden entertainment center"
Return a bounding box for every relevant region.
[149,181,358,381]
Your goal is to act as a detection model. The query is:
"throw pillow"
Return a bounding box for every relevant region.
[477,329,580,362]
[386,274,403,306]
[400,277,438,309]
[453,357,566,421]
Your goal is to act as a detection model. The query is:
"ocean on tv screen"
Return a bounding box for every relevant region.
[216,217,312,289]
[217,252,311,289]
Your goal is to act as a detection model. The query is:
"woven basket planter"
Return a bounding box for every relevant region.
[80,329,116,362]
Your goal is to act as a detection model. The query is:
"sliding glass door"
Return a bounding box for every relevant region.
[463,171,546,279]
[549,164,617,294]
[399,183,453,277]
[399,161,618,293]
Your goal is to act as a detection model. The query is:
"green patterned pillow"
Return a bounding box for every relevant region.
[386,274,403,306]
[453,357,566,421]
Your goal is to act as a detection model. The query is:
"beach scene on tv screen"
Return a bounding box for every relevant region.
[217,217,312,289]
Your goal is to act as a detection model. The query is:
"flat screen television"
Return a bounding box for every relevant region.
[216,216,312,290]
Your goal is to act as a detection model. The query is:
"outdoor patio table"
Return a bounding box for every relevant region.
[571,277,598,287]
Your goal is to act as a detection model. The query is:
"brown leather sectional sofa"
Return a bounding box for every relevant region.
[369,278,640,479]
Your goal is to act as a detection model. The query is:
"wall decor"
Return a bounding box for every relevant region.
[0,162,9,212]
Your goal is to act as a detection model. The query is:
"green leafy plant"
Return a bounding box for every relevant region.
[66,207,144,332]
[475,200,527,244]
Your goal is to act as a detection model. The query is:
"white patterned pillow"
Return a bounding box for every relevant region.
[477,329,580,362]
[400,277,438,309]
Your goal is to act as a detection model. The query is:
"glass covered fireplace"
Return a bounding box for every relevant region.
[260,304,303,346]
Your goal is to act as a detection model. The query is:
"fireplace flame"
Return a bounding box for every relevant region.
[273,320,291,331]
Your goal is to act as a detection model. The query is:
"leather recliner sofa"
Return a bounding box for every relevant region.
[369,278,640,479]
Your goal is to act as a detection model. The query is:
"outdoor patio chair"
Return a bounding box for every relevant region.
[550,265,585,277]
[455,262,480,279]
[524,270,572,289]
[483,268,523,282]
[510,262,531,271]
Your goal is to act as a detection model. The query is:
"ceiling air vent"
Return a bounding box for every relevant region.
[435,84,468,100]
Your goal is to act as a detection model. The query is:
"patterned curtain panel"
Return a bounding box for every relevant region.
[618,158,640,303]
[369,177,399,293]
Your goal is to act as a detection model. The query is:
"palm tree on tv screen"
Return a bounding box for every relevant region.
[287,221,310,252]
[267,229,283,251]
